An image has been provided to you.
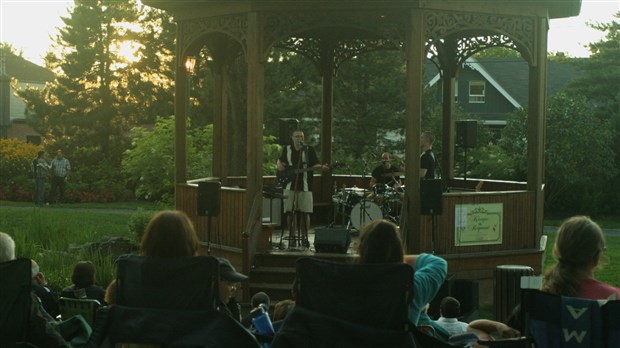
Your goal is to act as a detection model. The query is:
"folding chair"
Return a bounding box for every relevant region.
[87,255,260,348]
[59,297,101,326]
[272,257,416,348]
[115,254,219,310]
[0,258,32,346]
[522,289,604,348]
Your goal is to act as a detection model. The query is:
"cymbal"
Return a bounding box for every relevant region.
[381,172,404,177]
[344,187,368,192]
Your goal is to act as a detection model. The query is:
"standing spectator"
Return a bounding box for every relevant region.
[49,149,71,205]
[31,259,60,319]
[0,232,70,347]
[434,297,469,336]
[61,261,106,304]
[32,150,50,206]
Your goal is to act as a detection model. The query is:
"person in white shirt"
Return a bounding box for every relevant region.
[433,296,469,336]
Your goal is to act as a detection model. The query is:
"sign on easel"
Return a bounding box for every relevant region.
[455,203,503,246]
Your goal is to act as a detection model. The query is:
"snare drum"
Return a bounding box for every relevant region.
[343,187,367,207]
[350,201,383,230]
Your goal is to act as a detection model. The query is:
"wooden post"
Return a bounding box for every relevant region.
[212,59,230,182]
[174,23,188,208]
[404,9,425,253]
[320,40,335,202]
[527,17,548,241]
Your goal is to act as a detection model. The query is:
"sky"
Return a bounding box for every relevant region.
[1,0,619,67]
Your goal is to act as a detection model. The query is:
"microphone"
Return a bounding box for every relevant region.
[299,140,307,149]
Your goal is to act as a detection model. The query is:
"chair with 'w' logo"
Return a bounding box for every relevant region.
[521,289,607,348]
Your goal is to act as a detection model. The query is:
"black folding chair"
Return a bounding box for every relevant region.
[272,257,416,348]
[602,299,620,348]
[88,255,260,348]
[0,258,32,346]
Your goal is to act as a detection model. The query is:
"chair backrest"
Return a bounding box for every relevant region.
[59,297,101,325]
[602,300,620,348]
[522,289,605,348]
[294,257,413,330]
[0,258,32,344]
[115,254,219,311]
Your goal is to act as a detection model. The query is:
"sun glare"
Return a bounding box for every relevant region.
[113,40,142,64]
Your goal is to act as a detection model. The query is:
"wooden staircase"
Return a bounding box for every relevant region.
[248,250,358,301]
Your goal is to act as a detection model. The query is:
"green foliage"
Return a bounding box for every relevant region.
[127,211,156,243]
[0,138,42,183]
[500,93,618,214]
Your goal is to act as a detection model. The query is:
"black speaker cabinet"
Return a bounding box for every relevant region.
[456,120,478,148]
[421,179,443,215]
[314,228,350,254]
[197,181,221,217]
[278,118,299,146]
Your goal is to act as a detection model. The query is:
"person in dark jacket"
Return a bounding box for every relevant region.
[61,261,106,304]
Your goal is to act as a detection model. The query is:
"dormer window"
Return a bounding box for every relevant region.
[469,80,485,103]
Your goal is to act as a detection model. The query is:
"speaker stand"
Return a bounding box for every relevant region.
[463,147,468,181]
[430,212,437,254]
[207,215,213,255]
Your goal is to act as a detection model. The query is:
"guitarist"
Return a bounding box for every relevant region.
[276,129,328,248]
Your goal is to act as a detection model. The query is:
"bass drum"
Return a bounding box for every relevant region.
[350,201,383,230]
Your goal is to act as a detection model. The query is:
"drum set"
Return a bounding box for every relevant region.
[331,184,404,230]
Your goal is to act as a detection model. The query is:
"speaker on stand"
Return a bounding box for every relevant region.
[456,120,478,181]
[197,181,221,254]
[421,179,443,254]
[278,118,300,146]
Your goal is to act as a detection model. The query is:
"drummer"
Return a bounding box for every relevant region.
[369,152,404,190]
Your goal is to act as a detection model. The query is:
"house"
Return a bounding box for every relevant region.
[426,56,581,133]
[0,52,55,143]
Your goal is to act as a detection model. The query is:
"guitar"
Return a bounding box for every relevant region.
[276,162,345,187]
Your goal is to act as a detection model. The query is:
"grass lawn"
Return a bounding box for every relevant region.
[1,203,618,310]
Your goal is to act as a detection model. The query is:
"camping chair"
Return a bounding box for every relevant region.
[0,258,32,346]
[59,297,101,326]
[87,255,260,348]
[602,299,620,348]
[521,289,605,348]
[272,257,416,348]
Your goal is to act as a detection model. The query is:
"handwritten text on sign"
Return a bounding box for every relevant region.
[455,203,503,246]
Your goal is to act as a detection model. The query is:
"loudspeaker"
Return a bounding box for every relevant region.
[197,181,221,217]
[421,179,443,215]
[456,120,477,148]
[314,228,350,254]
[278,118,299,146]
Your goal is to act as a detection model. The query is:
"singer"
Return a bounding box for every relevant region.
[276,129,328,248]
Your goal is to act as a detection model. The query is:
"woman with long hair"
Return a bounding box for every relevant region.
[542,215,619,299]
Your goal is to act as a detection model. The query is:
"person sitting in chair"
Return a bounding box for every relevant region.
[217,257,248,322]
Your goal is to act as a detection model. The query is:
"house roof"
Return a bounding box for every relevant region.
[470,57,581,107]
[424,56,581,108]
[2,52,55,83]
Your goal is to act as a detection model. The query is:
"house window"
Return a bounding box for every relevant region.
[469,81,485,103]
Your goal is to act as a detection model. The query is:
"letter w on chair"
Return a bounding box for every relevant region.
[522,289,606,348]
[87,255,260,348]
[271,257,416,348]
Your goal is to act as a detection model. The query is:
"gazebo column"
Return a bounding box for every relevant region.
[212,59,230,183]
[404,9,425,253]
[527,17,548,241]
[441,73,456,180]
[174,24,188,208]
[246,12,265,217]
[319,40,335,200]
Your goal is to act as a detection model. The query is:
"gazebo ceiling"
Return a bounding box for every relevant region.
[143,0,581,20]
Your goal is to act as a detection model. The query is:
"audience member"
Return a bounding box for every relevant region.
[357,219,451,340]
[105,210,199,304]
[217,257,248,321]
[542,215,620,300]
[434,296,469,336]
[242,291,271,328]
[31,259,61,319]
[273,299,295,322]
[0,232,70,347]
[61,260,106,304]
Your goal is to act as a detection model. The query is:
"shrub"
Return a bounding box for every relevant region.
[0,138,42,184]
[127,211,156,243]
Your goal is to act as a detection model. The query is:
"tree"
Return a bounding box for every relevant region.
[500,93,617,213]
[565,12,620,213]
[17,0,175,166]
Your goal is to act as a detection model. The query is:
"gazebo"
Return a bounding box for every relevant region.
[143,0,581,304]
